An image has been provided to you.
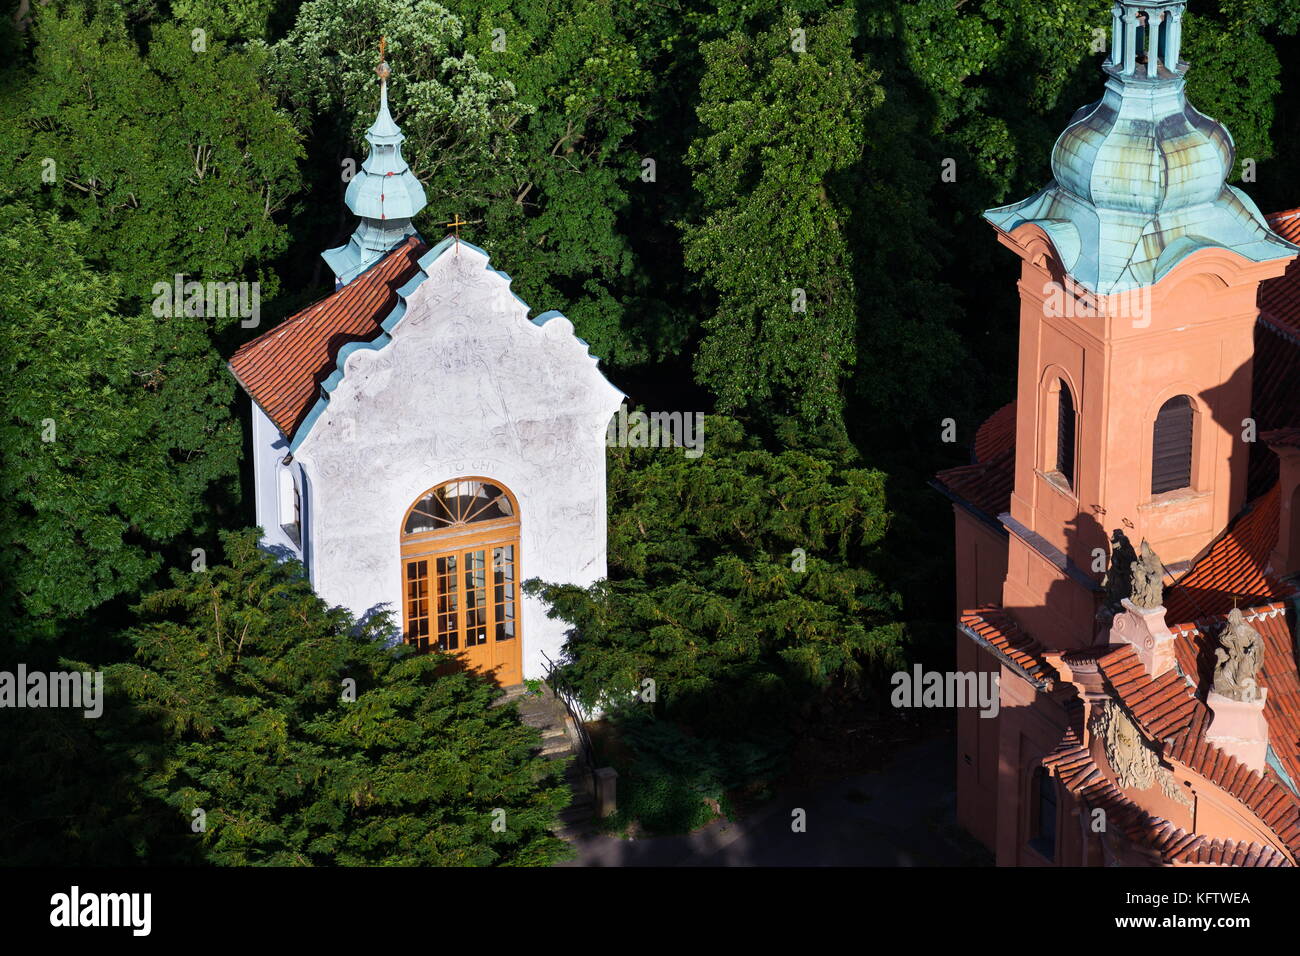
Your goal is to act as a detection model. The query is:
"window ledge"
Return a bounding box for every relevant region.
[1139,487,1210,512]
[280,522,302,548]
[1035,469,1077,502]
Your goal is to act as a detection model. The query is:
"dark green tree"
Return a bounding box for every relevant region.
[682,8,876,426]
[108,530,572,866]
[527,415,905,731]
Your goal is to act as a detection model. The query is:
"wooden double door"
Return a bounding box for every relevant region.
[401,480,522,686]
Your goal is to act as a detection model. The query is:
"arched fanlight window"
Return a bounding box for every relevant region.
[1152,395,1194,495]
[1055,378,1075,490]
[404,479,514,535]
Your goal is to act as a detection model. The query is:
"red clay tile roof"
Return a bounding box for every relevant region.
[1261,209,1300,341]
[1095,643,1199,741]
[973,401,1016,463]
[933,453,1014,525]
[1044,735,1293,866]
[1169,602,1300,790]
[1163,485,1292,625]
[229,237,428,438]
[958,606,1056,688]
[1164,697,1300,853]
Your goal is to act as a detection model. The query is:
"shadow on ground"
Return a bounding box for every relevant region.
[558,730,992,866]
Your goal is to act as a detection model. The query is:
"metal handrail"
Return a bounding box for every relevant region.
[539,649,598,796]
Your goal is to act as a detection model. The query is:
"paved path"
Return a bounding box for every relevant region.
[558,732,991,867]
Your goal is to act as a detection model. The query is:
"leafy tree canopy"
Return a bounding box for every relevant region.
[527,415,905,733]
[682,8,877,426]
[0,202,240,637]
[0,5,303,317]
[107,530,572,865]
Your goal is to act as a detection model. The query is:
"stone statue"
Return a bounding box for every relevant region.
[1103,529,1137,609]
[1212,608,1265,703]
[1128,539,1164,610]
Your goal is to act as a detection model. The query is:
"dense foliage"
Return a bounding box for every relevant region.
[527,415,905,725]
[0,204,239,639]
[107,531,571,866]
[1,0,1297,858]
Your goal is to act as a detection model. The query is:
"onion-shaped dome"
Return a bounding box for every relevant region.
[1051,83,1233,215]
[323,56,428,287]
[983,0,1297,294]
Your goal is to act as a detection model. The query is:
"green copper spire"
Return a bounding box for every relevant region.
[986,1,1297,294]
[323,39,428,286]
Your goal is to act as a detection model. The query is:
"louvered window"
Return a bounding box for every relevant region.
[1055,380,1075,490]
[1152,396,1193,495]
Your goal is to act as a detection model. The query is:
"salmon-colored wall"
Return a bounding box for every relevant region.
[995,668,1072,866]
[1002,535,1098,651]
[952,507,1007,851]
[1002,230,1293,575]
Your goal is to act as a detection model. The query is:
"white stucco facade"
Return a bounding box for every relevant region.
[251,238,623,680]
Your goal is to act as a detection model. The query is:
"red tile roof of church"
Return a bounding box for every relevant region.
[957,607,1057,688]
[973,400,1016,463]
[229,237,429,438]
[1261,208,1300,340]
[1162,484,1293,625]
[1094,643,1200,741]
[1044,731,1294,866]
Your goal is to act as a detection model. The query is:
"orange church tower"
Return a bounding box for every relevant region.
[936,0,1300,866]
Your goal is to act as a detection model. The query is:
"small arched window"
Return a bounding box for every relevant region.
[1054,378,1075,490]
[1152,395,1194,495]
[278,466,302,547]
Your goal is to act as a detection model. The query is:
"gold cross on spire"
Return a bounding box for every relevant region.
[446,214,468,252]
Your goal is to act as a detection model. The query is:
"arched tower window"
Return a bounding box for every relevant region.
[1040,376,1077,495]
[1152,396,1194,495]
[1055,380,1076,489]
[400,479,522,686]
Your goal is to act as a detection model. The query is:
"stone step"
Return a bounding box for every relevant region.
[541,737,574,758]
[493,684,528,707]
[558,799,594,824]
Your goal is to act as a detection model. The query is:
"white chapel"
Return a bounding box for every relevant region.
[229,54,623,686]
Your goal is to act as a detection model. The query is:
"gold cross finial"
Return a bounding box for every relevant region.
[446,214,468,252]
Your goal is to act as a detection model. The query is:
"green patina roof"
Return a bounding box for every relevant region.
[323,68,428,287]
[986,0,1297,294]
